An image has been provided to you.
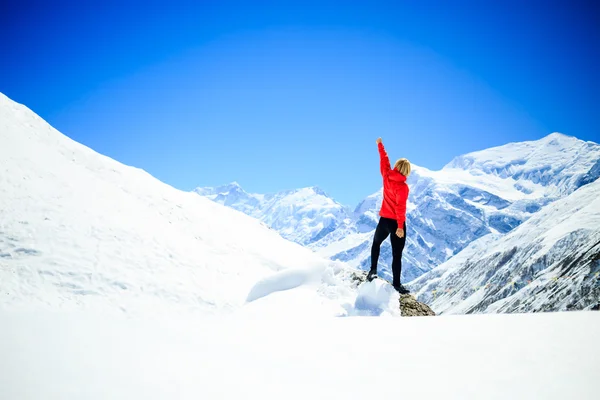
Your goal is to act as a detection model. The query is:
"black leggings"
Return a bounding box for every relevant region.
[370,217,406,286]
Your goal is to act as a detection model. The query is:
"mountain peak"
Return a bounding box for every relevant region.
[545,132,569,139]
[193,181,246,197]
[224,181,242,190]
[207,181,245,194]
[439,132,600,197]
[277,186,330,198]
[308,186,328,196]
[539,132,580,145]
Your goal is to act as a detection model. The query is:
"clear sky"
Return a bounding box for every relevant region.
[1,0,598,206]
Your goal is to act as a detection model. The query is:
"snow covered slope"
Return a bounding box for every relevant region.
[446,132,600,195]
[0,92,381,316]
[409,178,600,314]
[194,183,354,245]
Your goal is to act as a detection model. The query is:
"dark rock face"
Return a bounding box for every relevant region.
[400,294,436,317]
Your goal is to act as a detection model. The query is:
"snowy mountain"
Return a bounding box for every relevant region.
[409,177,600,314]
[194,183,356,245]
[445,132,600,195]
[197,134,600,284]
[0,92,597,400]
[0,92,384,317]
[4,86,596,316]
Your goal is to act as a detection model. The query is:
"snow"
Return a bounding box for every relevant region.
[316,230,373,259]
[246,264,326,302]
[446,132,599,179]
[194,183,351,246]
[353,279,400,316]
[0,309,598,400]
[413,164,546,201]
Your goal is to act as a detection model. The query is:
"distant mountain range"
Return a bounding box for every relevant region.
[196,133,600,287]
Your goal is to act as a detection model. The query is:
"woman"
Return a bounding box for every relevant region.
[367,137,411,294]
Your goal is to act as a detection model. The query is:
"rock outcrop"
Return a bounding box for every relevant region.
[400,294,436,316]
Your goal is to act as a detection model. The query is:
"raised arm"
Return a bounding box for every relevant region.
[376,138,391,177]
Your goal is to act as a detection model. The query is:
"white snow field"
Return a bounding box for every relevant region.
[1,310,598,400]
[0,92,598,399]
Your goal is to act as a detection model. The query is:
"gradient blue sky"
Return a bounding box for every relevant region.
[1,0,598,206]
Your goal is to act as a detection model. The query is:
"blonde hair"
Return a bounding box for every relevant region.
[394,158,411,177]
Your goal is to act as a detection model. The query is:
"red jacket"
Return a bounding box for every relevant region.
[378,142,409,226]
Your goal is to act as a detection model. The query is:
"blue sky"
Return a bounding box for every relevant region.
[1,0,598,206]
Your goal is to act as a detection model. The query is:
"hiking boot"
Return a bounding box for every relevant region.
[393,284,410,294]
[366,269,378,282]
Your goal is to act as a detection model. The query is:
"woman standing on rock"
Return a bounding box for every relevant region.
[367,137,411,294]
